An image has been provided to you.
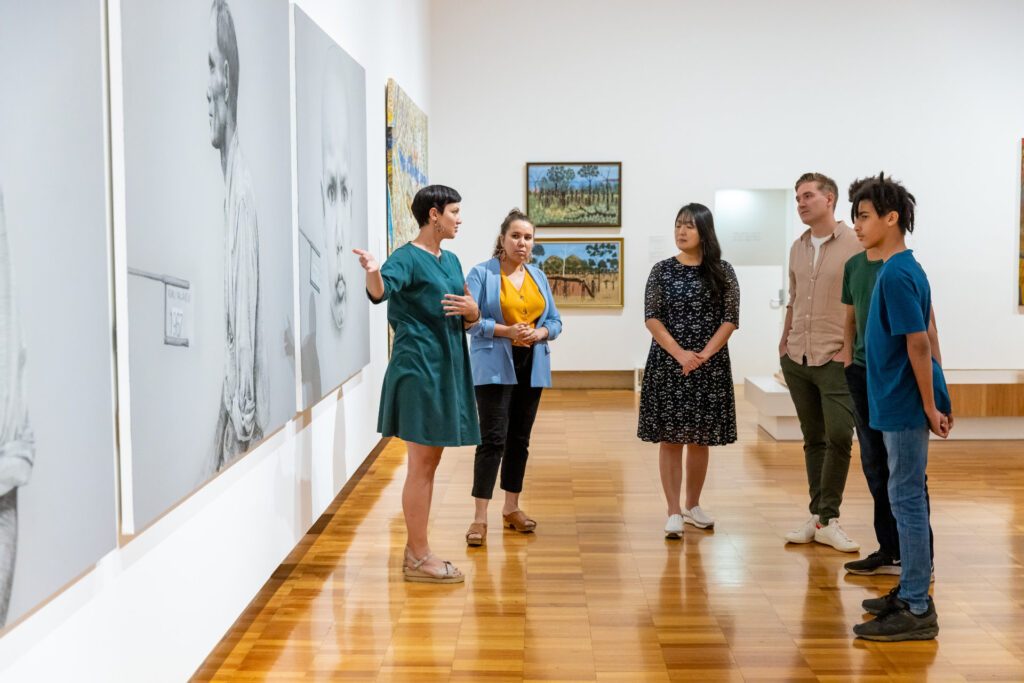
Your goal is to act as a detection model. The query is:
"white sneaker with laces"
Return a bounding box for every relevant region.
[814,518,860,552]
[664,514,684,539]
[784,514,819,544]
[682,506,715,529]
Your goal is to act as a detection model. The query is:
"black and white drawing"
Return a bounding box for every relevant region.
[295,8,370,409]
[206,0,269,471]
[0,189,34,627]
[0,1,117,629]
[121,0,294,531]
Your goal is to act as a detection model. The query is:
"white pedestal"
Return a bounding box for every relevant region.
[744,374,1024,441]
[744,376,801,440]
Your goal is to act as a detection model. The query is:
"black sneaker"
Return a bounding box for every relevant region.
[862,585,900,615]
[853,597,939,642]
[845,550,901,576]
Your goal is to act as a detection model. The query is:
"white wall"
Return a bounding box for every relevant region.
[430,0,1024,373]
[0,1,429,680]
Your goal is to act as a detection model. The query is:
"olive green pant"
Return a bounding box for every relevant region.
[781,355,855,524]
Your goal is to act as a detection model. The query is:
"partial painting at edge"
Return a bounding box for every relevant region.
[294,8,371,410]
[120,0,295,532]
[1019,139,1023,307]
[0,0,117,628]
[386,79,428,255]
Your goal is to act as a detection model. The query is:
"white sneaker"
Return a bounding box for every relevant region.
[814,518,860,552]
[664,514,684,539]
[682,506,715,529]
[784,514,819,544]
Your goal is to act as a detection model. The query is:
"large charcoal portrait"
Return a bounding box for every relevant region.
[0,2,117,628]
[294,8,370,410]
[121,0,294,531]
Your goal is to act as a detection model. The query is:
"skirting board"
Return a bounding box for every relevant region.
[551,370,635,390]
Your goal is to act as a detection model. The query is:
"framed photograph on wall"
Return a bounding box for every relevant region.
[526,162,621,227]
[533,237,624,308]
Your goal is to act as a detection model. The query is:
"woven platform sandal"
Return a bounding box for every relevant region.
[403,548,465,584]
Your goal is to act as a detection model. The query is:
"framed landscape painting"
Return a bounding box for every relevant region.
[533,237,624,308]
[526,162,621,227]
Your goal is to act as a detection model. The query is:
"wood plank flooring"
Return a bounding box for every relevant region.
[193,389,1024,681]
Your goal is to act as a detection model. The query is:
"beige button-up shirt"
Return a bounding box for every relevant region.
[785,221,862,367]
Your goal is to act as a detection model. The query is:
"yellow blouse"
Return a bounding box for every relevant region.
[500,269,546,347]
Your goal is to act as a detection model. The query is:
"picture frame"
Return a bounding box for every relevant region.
[526,162,621,227]
[532,237,624,308]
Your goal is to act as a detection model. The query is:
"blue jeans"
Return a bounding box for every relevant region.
[846,363,934,560]
[882,426,932,614]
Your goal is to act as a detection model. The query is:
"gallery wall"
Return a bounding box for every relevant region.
[0,0,430,680]
[430,0,1024,375]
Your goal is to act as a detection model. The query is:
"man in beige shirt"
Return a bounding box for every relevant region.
[780,172,862,552]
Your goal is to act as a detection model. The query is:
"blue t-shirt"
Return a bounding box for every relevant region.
[865,250,951,431]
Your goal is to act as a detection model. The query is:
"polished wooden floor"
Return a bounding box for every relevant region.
[194,390,1024,681]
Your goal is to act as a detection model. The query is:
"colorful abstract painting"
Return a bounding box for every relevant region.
[526,162,621,227]
[386,79,428,255]
[533,238,624,307]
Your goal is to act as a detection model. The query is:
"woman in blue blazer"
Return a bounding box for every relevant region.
[464,209,562,546]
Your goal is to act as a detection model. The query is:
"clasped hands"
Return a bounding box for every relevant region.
[674,348,709,376]
[505,322,548,346]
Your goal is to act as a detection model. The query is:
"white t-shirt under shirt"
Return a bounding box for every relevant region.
[810,234,829,267]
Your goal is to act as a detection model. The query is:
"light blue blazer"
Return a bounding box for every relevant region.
[466,258,563,387]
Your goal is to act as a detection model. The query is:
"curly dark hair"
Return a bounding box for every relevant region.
[849,172,916,234]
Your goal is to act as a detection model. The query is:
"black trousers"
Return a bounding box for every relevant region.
[845,362,934,560]
[472,345,543,499]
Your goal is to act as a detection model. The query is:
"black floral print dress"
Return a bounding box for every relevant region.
[638,257,739,445]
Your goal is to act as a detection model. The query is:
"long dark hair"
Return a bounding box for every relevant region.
[676,203,728,302]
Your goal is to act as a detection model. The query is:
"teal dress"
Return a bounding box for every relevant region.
[372,243,481,447]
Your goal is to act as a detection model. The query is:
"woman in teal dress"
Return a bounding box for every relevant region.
[354,185,481,584]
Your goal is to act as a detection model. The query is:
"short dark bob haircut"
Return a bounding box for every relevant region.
[411,185,462,227]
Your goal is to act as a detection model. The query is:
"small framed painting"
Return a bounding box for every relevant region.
[532,237,624,308]
[526,162,621,227]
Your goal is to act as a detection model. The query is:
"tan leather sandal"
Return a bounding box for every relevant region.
[403,548,464,584]
[466,522,487,547]
[503,509,537,533]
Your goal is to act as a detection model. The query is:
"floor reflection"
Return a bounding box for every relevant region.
[193,390,1024,680]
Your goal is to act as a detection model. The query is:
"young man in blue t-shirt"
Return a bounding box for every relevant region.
[851,173,952,642]
[841,178,939,578]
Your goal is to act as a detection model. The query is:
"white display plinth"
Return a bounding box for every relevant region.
[745,373,1024,441]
